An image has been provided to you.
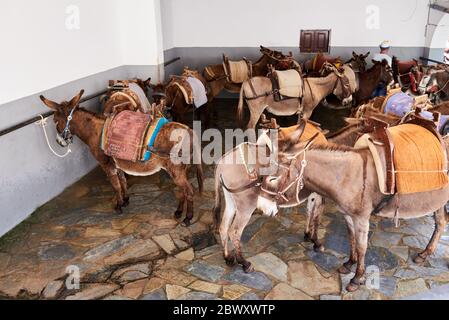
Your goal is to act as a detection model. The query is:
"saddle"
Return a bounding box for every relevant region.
[101,111,170,162]
[393,58,423,93]
[269,67,303,101]
[311,53,342,73]
[223,54,252,83]
[167,75,208,108]
[355,114,448,195]
[108,80,151,113]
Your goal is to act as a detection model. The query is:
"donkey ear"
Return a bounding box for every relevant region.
[40,95,60,111]
[69,90,85,107]
[352,51,357,57]
[144,77,152,87]
[364,52,370,58]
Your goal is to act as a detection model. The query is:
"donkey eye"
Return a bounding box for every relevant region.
[269,177,277,182]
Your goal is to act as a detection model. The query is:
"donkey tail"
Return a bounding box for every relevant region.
[212,169,222,232]
[237,83,245,122]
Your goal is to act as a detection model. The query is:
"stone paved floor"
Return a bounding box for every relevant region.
[0,100,448,300]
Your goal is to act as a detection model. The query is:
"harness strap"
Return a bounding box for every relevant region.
[220,175,262,194]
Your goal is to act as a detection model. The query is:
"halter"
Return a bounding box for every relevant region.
[58,105,78,147]
[259,136,316,205]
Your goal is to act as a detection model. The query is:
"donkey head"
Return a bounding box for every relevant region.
[372,59,394,87]
[148,82,167,105]
[347,51,369,73]
[39,90,85,147]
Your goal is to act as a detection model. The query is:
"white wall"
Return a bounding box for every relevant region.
[0,0,164,105]
[161,0,429,48]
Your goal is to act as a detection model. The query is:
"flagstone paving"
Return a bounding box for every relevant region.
[0,101,448,300]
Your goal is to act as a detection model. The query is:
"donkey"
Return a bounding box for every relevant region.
[261,136,449,292]
[40,90,203,226]
[149,68,211,128]
[346,51,370,73]
[352,60,394,106]
[212,118,377,272]
[237,64,357,129]
[102,78,152,116]
[203,46,300,100]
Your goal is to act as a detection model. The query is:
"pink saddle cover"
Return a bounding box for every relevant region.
[103,111,152,162]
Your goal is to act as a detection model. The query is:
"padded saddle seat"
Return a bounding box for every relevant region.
[223,55,251,84]
[271,69,303,99]
[355,120,448,195]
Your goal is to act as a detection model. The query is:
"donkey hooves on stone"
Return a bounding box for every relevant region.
[181,218,191,227]
[224,255,236,267]
[304,233,312,242]
[242,263,254,273]
[346,282,360,292]
[413,253,427,264]
[313,243,325,253]
[123,196,130,207]
[174,210,183,219]
[337,264,352,274]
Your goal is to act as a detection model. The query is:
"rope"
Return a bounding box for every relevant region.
[35,115,72,158]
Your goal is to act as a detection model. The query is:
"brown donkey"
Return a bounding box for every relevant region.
[40,90,203,226]
[237,64,357,129]
[353,60,394,106]
[261,137,449,292]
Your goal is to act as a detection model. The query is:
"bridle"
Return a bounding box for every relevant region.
[259,143,311,205]
[57,104,78,147]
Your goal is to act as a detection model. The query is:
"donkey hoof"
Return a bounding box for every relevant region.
[338,264,352,275]
[181,218,191,227]
[313,243,325,253]
[304,233,312,242]
[123,197,130,207]
[346,282,360,292]
[242,263,254,273]
[413,253,427,264]
[224,255,236,267]
[174,210,183,219]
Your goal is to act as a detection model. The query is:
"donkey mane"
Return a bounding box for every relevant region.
[310,142,355,153]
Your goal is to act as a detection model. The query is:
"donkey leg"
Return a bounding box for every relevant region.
[174,196,185,219]
[172,167,195,226]
[100,164,125,213]
[338,215,358,274]
[229,207,254,273]
[117,170,129,207]
[305,194,325,252]
[220,190,237,266]
[347,216,370,292]
[414,207,448,264]
[246,102,266,129]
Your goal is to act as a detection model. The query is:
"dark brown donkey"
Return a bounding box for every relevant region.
[102,78,152,116]
[353,60,394,106]
[40,90,203,226]
[149,68,212,127]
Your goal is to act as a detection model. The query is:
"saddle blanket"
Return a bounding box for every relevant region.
[356,124,448,195]
[101,111,170,162]
[224,60,249,83]
[128,82,152,113]
[382,92,449,131]
[275,69,303,98]
[186,76,208,108]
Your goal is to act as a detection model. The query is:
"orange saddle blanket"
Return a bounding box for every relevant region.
[356,124,448,194]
